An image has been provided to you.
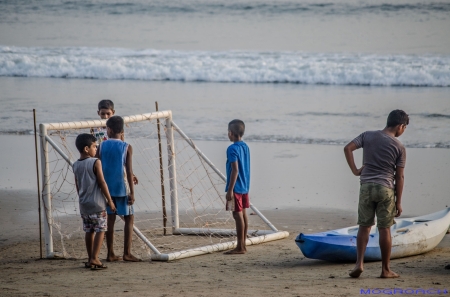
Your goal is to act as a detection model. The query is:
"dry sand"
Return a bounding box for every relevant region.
[1,136,450,296]
[1,190,449,297]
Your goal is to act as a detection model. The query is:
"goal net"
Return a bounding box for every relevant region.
[38,110,288,261]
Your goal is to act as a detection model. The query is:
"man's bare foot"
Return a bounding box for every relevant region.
[224,249,246,255]
[380,271,399,278]
[349,267,363,278]
[123,254,142,262]
[106,255,122,262]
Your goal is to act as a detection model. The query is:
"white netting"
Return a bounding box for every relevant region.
[41,112,276,260]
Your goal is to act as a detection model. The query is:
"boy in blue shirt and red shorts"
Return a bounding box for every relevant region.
[225,119,251,255]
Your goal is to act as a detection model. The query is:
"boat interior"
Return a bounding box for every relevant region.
[344,218,434,236]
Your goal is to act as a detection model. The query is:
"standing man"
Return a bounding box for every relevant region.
[344,110,409,278]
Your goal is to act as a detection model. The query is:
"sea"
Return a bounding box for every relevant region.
[1,0,450,218]
[1,0,450,148]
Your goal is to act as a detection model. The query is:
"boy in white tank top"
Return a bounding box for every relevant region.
[92,99,138,189]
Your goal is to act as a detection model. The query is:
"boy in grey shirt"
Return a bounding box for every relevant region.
[344,110,409,278]
[73,133,116,270]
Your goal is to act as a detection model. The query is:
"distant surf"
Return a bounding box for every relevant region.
[1,46,449,87]
[1,0,450,17]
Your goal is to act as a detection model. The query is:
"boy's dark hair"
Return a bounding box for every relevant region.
[98,99,114,111]
[106,115,124,134]
[386,110,409,127]
[228,119,245,137]
[75,133,97,153]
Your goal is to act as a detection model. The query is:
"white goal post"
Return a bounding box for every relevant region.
[39,110,289,261]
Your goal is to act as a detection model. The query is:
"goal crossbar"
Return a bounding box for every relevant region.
[39,110,289,261]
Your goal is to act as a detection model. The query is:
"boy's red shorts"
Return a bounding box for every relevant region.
[234,193,250,212]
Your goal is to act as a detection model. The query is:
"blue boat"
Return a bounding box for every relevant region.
[295,228,381,262]
[295,208,450,262]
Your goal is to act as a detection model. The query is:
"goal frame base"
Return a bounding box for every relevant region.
[151,231,289,261]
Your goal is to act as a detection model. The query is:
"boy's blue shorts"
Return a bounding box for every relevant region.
[106,196,134,216]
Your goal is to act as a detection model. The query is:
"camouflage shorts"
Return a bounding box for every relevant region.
[357,183,396,228]
[81,210,107,233]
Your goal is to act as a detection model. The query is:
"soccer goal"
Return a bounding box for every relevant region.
[38,110,288,261]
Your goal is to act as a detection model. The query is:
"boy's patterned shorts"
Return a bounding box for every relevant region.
[357,183,396,228]
[81,210,108,232]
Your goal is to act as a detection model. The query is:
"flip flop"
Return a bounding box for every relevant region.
[84,262,93,269]
[91,264,108,270]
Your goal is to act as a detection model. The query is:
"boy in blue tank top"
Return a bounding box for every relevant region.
[98,115,141,262]
[224,119,251,255]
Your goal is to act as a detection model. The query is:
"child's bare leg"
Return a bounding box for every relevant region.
[379,227,399,278]
[243,208,248,251]
[90,231,105,266]
[225,211,246,254]
[85,231,95,263]
[349,225,371,278]
[123,215,140,261]
[106,214,120,262]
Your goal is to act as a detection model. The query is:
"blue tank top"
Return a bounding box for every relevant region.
[99,139,128,197]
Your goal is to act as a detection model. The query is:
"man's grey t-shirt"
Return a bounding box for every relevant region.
[352,130,406,189]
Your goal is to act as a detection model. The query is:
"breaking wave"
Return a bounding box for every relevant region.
[1,46,449,87]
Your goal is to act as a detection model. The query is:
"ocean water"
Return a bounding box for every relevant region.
[0,0,449,148]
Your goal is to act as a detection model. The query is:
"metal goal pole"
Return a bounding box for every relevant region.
[39,124,54,258]
[164,114,180,233]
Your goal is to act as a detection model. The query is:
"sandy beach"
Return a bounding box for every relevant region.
[1,135,449,296]
[1,194,449,297]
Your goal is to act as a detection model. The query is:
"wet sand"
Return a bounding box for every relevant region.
[1,135,450,296]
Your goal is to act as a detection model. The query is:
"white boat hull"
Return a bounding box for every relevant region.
[390,208,450,259]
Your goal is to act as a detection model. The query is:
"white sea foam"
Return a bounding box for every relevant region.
[1,46,449,87]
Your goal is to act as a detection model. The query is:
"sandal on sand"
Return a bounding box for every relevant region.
[91,264,107,270]
[84,262,93,269]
